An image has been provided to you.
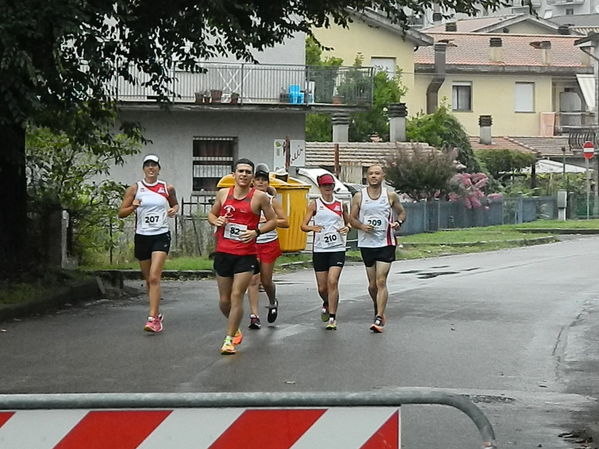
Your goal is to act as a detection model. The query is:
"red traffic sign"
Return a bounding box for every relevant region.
[583,141,595,160]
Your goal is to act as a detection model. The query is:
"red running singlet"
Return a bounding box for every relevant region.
[215,187,260,255]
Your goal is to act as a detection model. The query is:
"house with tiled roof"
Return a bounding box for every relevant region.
[413,31,594,137]
[312,8,434,116]
[423,14,571,35]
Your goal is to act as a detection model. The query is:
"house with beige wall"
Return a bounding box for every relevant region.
[312,8,433,116]
[413,32,594,137]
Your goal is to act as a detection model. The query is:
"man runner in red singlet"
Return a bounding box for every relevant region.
[208,159,277,354]
[349,165,406,333]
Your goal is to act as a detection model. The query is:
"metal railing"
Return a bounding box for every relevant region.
[0,389,497,448]
[114,62,374,106]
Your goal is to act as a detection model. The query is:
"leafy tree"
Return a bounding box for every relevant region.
[26,126,141,264]
[1,0,508,274]
[407,105,481,172]
[475,149,537,182]
[385,147,457,200]
[349,69,407,141]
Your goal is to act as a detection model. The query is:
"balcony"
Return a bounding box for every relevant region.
[546,0,584,5]
[555,111,596,135]
[114,62,374,108]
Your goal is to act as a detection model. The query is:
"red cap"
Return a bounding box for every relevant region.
[317,174,335,186]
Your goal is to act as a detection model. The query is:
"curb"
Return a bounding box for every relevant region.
[0,278,102,323]
[514,228,599,234]
[401,236,558,248]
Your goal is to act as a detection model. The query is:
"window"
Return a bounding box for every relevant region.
[565,8,574,15]
[371,57,396,78]
[515,82,535,112]
[192,137,236,191]
[452,82,472,111]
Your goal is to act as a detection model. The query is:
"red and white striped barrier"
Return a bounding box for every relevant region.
[0,407,400,449]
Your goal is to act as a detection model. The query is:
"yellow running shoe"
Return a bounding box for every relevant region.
[325,318,337,330]
[220,339,236,355]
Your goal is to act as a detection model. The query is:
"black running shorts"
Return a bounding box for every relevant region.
[213,252,258,278]
[360,245,396,267]
[134,232,171,261]
[312,251,346,272]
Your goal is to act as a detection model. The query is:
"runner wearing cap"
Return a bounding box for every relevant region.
[301,173,350,330]
[208,158,277,354]
[349,164,406,333]
[118,154,179,333]
[246,163,289,329]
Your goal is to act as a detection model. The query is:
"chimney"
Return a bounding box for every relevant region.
[530,40,551,65]
[332,113,350,143]
[426,43,447,114]
[540,40,551,65]
[489,37,503,63]
[479,115,493,145]
[558,25,570,35]
[388,103,408,142]
[445,22,457,32]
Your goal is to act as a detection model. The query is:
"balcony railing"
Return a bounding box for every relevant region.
[114,62,374,107]
[556,111,596,134]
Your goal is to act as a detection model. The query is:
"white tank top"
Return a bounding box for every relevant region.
[135,180,170,236]
[256,194,278,244]
[312,196,346,253]
[357,187,397,248]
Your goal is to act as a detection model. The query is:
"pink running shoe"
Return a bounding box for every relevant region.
[144,314,164,333]
[232,329,243,345]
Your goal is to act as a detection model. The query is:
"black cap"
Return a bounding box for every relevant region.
[255,163,270,178]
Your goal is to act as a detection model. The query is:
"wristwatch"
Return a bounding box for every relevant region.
[255,228,262,236]
[396,219,404,226]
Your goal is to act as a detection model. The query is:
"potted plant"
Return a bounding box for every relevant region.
[202,90,211,103]
[194,92,206,104]
[210,89,223,103]
[230,92,240,104]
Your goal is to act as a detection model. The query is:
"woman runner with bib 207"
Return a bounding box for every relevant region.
[301,173,350,330]
[118,154,179,333]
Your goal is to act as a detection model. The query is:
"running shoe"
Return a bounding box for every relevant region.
[325,318,337,330]
[267,300,279,323]
[249,314,261,329]
[232,329,243,345]
[321,304,330,322]
[144,314,163,333]
[220,340,236,355]
[370,315,385,333]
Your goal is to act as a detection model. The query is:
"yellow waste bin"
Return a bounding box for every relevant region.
[216,174,310,252]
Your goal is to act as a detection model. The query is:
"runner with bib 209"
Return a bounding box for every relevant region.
[349,164,406,333]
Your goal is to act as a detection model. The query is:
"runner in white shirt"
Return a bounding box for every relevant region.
[247,164,289,329]
[349,165,406,333]
[118,154,179,333]
[301,173,350,330]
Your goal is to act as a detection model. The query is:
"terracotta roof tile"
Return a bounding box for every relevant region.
[469,136,537,153]
[305,142,435,167]
[415,32,590,68]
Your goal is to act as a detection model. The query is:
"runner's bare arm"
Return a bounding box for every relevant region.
[118,184,139,218]
[300,200,321,232]
[167,185,179,217]
[390,191,406,228]
[207,189,227,227]
[257,191,277,234]
[272,198,289,228]
[339,203,351,234]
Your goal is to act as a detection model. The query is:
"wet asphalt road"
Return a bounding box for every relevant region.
[2,236,599,448]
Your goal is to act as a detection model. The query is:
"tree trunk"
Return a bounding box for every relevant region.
[0,123,27,277]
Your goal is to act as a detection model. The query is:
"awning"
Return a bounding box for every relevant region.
[576,74,596,112]
[522,159,588,174]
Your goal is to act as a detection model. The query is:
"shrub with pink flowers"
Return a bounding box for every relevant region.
[448,172,502,209]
